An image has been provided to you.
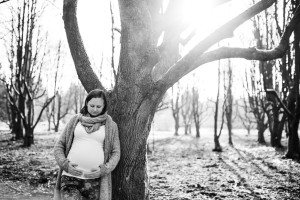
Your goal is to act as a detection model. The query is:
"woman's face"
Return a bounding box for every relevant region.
[87,97,104,117]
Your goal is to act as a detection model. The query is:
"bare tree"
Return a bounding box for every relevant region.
[63,0,300,198]
[0,82,9,124]
[224,58,234,145]
[252,2,285,147]
[267,0,296,149]
[171,83,181,136]
[52,91,71,132]
[191,81,209,138]
[4,0,54,146]
[284,0,300,158]
[213,62,226,152]
[237,98,256,135]
[244,65,268,144]
[0,0,10,5]
[180,86,192,135]
[69,81,86,114]
[50,41,71,132]
[45,41,61,131]
[155,94,169,112]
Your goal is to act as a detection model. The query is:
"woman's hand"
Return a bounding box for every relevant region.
[68,162,83,176]
[83,167,101,179]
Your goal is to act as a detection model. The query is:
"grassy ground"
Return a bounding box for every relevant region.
[0,126,300,200]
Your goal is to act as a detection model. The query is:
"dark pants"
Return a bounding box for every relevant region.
[61,175,100,200]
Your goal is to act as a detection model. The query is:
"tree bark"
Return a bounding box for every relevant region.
[213,136,222,152]
[23,126,34,147]
[257,121,266,144]
[63,0,103,92]
[11,107,23,140]
[195,123,200,138]
[228,122,233,145]
[171,85,180,136]
[225,60,233,146]
[286,17,300,158]
[213,65,223,152]
[110,91,163,200]
[174,117,179,136]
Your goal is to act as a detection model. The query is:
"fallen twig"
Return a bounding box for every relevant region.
[4,182,24,193]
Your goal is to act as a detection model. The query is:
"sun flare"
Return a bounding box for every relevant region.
[178,0,251,55]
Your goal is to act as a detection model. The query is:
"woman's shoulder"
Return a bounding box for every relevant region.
[107,115,118,128]
[66,114,80,125]
[71,114,81,121]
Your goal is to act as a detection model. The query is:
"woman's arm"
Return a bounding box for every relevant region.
[53,119,73,172]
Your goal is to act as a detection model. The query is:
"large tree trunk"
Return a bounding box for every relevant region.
[286,19,300,158]
[110,90,163,200]
[109,1,163,197]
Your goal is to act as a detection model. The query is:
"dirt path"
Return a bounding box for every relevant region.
[148,134,300,200]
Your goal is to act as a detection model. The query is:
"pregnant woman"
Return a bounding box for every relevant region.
[54,89,120,200]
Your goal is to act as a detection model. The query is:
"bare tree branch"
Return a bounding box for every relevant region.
[110,0,118,83]
[33,95,55,129]
[63,0,104,92]
[157,0,278,88]
[195,5,300,65]
[266,89,293,117]
[0,0,10,5]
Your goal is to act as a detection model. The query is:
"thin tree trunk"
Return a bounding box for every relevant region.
[14,117,23,140]
[213,136,222,152]
[228,122,233,145]
[213,64,222,151]
[174,118,179,136]
[184,124,188,135]
[195,123,200,138]
[54,124,59,132]
[11,108,23,140]
[47,116,51,131]
[257,122,266,144]
[23,126,34,147]
[275,114,286,147]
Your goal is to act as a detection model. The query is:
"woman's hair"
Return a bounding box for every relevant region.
[80,89,107,115]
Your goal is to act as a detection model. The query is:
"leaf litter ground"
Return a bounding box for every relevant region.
[0,127,300,200]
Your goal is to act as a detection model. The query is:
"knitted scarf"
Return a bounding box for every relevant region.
[78,113,107,133]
